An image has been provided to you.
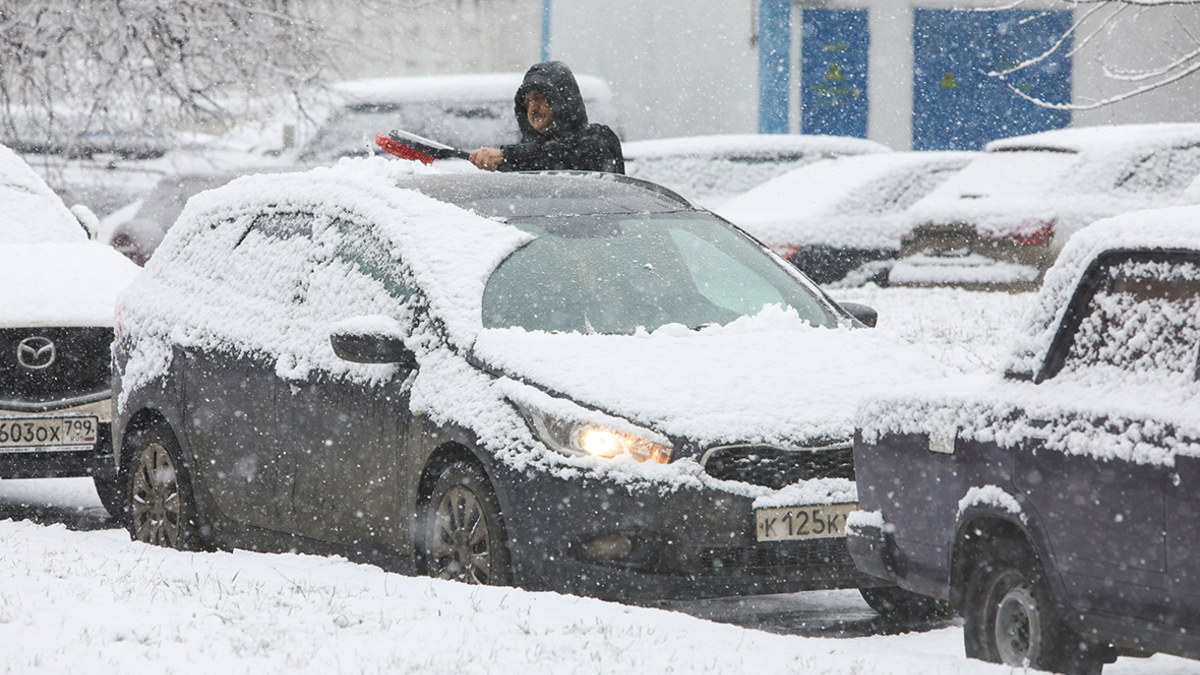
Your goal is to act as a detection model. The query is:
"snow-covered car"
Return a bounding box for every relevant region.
[850,205,1200,672]
[0,143,141,518]
[719,151,974,286]
[889,123,1200,290]
[104,173,237,266]
[622,134,892,210]
[112,158,949,606]
[299,73,622,164]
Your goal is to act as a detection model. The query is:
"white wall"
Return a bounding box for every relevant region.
[550,0,760,141]
[304,0,542,79]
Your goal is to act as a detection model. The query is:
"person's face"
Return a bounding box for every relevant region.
[525,90,552,135]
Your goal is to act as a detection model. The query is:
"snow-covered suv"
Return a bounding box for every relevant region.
[851,205,1200,673]
[0,143,140,518]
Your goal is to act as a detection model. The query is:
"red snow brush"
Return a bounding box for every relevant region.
[375,130,470,164]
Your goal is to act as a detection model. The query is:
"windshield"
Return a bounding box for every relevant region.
[482,213,838,334]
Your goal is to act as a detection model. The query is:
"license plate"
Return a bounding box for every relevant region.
[0,416,98,450]
[755,503,857,542]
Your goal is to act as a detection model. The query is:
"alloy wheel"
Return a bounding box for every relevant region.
[429,485,493,584]
[130,441,183,548]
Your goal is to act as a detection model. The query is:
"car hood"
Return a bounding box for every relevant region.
[0,241,141,327]
[470,306,949,449]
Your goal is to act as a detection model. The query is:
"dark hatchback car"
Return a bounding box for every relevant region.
[850,206,1200,673]
[0,143,140,517]
[112,159,947,604]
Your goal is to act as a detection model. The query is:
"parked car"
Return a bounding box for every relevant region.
[112,158,952,606]
[850,205,1200,672]
[0,143,141,518]
[104,173,237,265]
[299,73,622,164]
[890,123,1200,290]
[719,151,974,285]
[622,134,892,210]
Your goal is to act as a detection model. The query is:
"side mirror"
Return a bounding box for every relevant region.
[71,204,99,240]
[329,316,418,368]
[839,302,878,328]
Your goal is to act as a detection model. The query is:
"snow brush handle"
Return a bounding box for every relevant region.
[375,130,470,165]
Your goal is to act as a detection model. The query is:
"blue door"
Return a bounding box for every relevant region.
[801,9,869,138]
[912,9,1072,151]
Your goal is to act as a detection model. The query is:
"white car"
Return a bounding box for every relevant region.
[300,73,623,164]
[623,134,892,210]
[0,143,141,518]
[891,123,1200,290]
[719,151,974,285]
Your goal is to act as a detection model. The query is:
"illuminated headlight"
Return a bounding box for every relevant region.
[514,400,672,464]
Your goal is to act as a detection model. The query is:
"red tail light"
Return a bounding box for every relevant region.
[987,220,1055,246]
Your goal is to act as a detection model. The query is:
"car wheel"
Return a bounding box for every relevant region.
[423,460,511,586]
[963,541,1107,675]
[92,473,126,523]
[126,425,203,550]
[859,586,953,623]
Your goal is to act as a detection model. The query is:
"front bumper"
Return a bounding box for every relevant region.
[493,463,880,602]
[0,397,115,480]
[846,522,898,583]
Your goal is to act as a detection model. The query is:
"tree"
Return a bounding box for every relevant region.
[0,0,333,157]
[991,0,1200,110]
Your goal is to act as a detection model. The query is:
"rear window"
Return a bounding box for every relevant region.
[1057,254,1200,382]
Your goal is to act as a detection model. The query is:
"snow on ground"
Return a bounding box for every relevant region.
[3,286,1199,674]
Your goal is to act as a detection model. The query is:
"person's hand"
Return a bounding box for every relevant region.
[470,147,504,171]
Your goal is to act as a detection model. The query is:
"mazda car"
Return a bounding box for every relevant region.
[0,142,141,518]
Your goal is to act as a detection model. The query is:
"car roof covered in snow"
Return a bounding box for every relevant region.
[623,134,891,160]
[986,122,1200,154]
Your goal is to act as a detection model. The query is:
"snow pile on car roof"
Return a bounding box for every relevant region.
[721,152,973,250]
[904,124,1200,241]
[0,143,90,243]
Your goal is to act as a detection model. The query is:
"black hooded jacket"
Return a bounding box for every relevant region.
[499,62,624,174]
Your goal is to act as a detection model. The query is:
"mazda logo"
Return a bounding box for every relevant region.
[17,336,55,370]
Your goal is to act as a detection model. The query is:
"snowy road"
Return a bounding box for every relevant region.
[2,287,1198,673]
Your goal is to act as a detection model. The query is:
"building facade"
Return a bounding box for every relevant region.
[548,0,1200,147]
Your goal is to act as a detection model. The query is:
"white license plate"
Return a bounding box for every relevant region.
[0,416,98,450]
[755,503,857,542]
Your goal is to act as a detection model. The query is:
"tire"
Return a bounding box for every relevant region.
[125,424,204,550]
[963,539,1108,675]
[860,585,953,623]
[423,460,511,586]
[92,473,126,523]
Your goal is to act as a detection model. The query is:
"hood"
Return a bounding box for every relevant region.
[0,241,141,327]
[470,307,949,449]
[515,61,589,141]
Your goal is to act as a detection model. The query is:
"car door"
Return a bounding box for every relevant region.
[1168,452,1200,628]
[182,211,317,533]
[1019,252,1200,623]
[276,215,417,551]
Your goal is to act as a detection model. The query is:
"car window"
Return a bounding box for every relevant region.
[1058,255,1200,381]
[328,217,415,302]
[1113,144,1200,194]
[482,213,837,334]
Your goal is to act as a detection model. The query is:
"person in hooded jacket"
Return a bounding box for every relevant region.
[469,61,624,174]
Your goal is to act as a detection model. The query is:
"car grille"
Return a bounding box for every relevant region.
[0,327,113,406]
[702,443,854,489]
